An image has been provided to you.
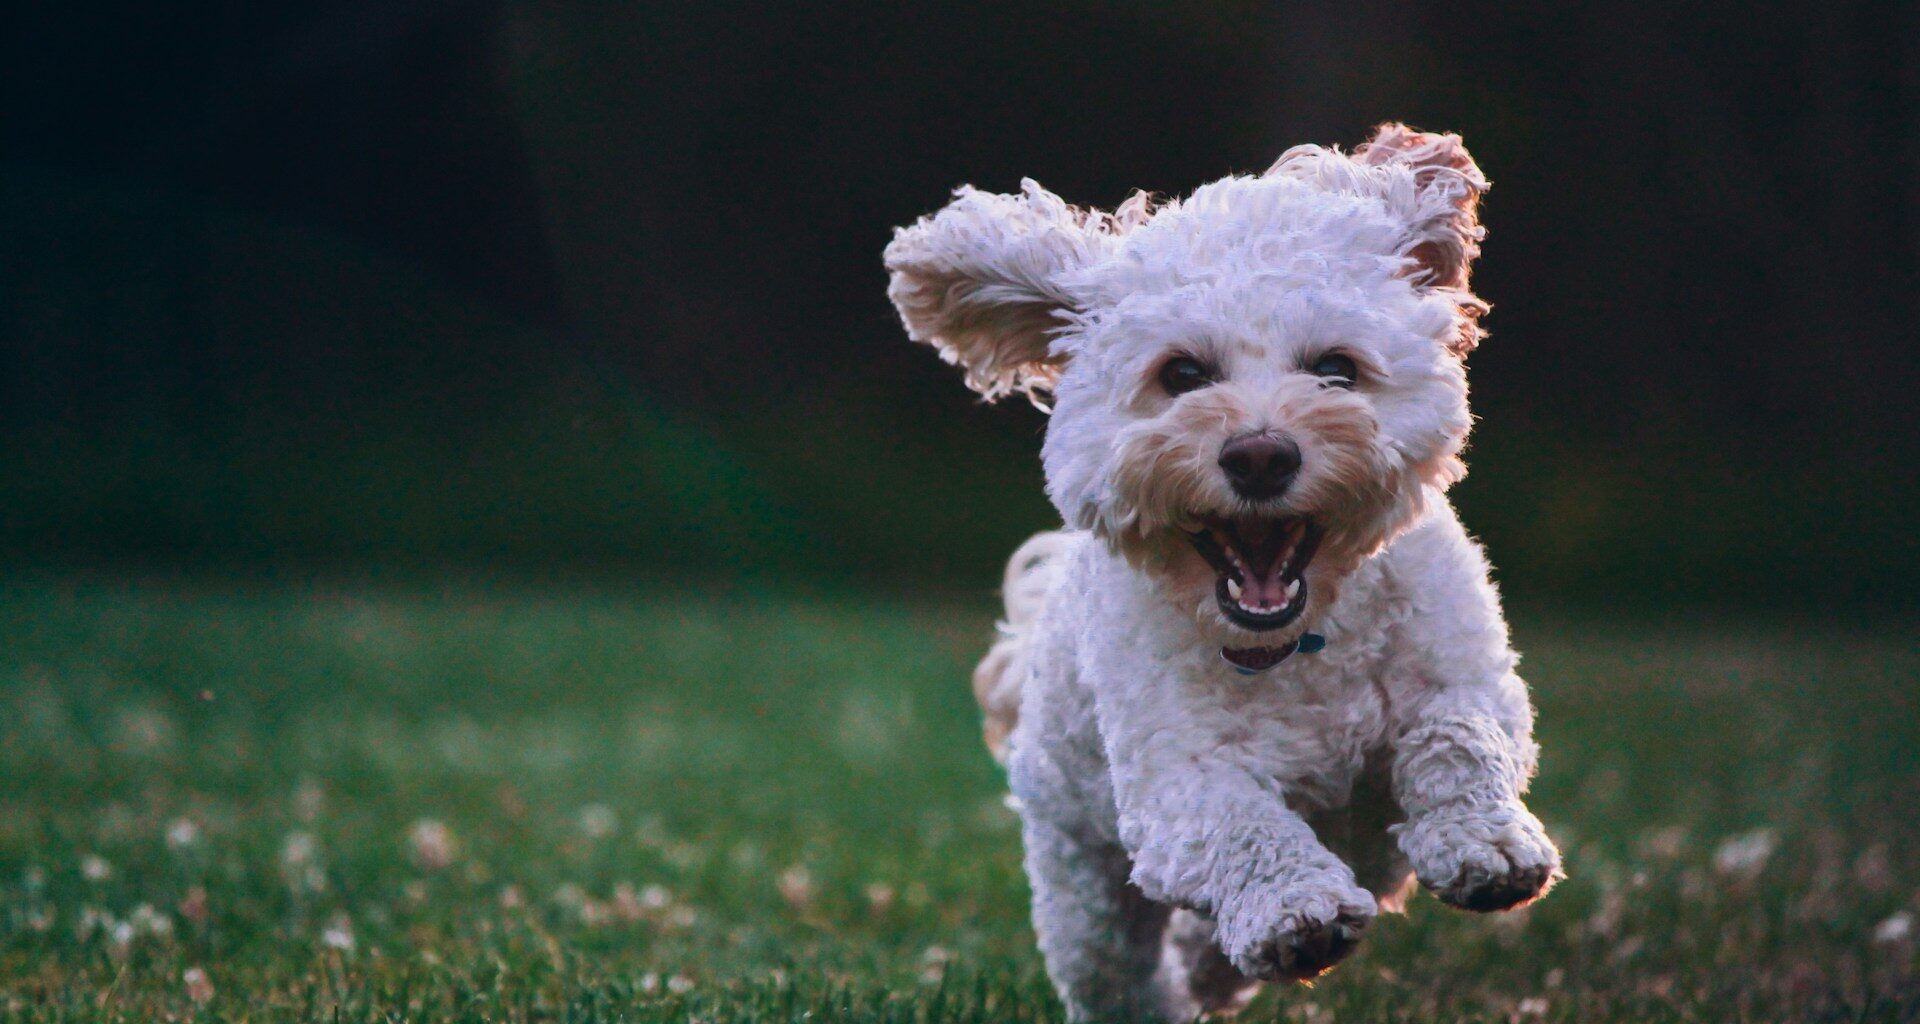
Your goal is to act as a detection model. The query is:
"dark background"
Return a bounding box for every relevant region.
[5,1,1916,609]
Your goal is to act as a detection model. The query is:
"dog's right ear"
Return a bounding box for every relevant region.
[885,180,1120,402]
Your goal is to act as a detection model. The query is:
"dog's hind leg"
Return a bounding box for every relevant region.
[1023,817,1190,1023]
[1159,909,1260,1018]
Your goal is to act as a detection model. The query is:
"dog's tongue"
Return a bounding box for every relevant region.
[1239,559,1291,611]
[1231,522,1296,611]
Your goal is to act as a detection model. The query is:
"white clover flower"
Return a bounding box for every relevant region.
[183,966,215,1004]
[407,819,456,870]
[777,866,814,909]
[281,831,318,868]
[80,855,112,882]
[578,805,618,839]
[321,913,355,951]
[129,904,173,938]
[1712,829,1779,879]
[166,818,200,850]
[1874,911,1914,945]
[280,832,327,893]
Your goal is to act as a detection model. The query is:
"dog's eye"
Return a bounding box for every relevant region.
[1309,353,1359,387]
[1157,356,1215,396]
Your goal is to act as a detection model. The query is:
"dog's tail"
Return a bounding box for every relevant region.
[973,530,1073,763]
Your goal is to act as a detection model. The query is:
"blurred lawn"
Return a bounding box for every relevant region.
[0,580,1916,1021]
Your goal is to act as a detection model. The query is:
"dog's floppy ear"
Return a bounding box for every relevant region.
[1351,123,1488,293]
[1352,124,1490,354]
[1270,123,1491,354]
[885,180,1119,401]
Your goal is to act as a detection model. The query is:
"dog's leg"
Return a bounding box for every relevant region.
[1107,757,1379,986]
[1159,909,1259,1018]
[1389,709,1562,911]
[1376,504,1562,912]
[1023,817,1189,1023]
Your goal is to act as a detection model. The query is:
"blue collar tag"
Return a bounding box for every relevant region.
[1296,632,1327,654]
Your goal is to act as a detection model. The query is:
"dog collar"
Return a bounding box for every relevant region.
[1221,632,1325,675]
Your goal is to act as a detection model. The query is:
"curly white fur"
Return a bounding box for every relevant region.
[886,124,1561,1023]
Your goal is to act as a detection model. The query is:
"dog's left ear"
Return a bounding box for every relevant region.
[1275,124,1491,354]
[1352,124,1487,289]
[885,180,1122,401]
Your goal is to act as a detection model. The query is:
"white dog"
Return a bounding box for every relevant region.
[885,124,1562,1021]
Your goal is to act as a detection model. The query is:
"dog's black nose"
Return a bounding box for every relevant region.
[1219,433,1300,499]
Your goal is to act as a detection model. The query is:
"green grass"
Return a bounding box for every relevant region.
[0,580,1915,1021]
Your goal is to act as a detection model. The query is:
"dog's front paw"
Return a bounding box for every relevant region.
[1219,876,1377,982]
[1397,803,1563,912]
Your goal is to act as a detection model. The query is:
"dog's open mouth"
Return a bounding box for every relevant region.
[1187,516,1324,632]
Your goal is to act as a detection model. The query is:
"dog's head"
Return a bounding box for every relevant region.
[886,124,1490,646]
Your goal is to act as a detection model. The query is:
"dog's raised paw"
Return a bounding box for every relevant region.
[1398,803,1563,913]
[1222,881,1376,983]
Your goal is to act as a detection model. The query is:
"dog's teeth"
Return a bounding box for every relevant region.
[1285,578,1301,599]
[1225,577,1243,600]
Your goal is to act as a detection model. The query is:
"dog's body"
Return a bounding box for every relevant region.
[887,125,1560,1022]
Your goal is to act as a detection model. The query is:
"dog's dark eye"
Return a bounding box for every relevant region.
[1158,356,1215,396]
[1309,353,1359,387]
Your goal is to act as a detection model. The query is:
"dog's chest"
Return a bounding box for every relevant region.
[1200,654,1390,812]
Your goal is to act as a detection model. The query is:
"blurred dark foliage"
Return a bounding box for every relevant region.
[4,1,1916,607]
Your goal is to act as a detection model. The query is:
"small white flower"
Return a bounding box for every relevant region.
[80,855,112,882]
[777,866,814,909]
[577,897,610,927]
[129,904,173,938]
[321,913,355,952]
[407,819,456,870]
[666,974,694,994]
[1512,996,1550,1020]
[281,831,318,868]
[182,966,215,1004]
[1873,911,1913,945]
[577,805,618,839]
[165,818,200,850]
[1712,828,1778,878]
[109,920,136,948]
[639,884,672,910]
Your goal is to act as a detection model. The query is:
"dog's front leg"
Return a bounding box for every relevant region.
[1109,751,1378,985]
[1389,704,1562,911]
[1020,815,1189,1023]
